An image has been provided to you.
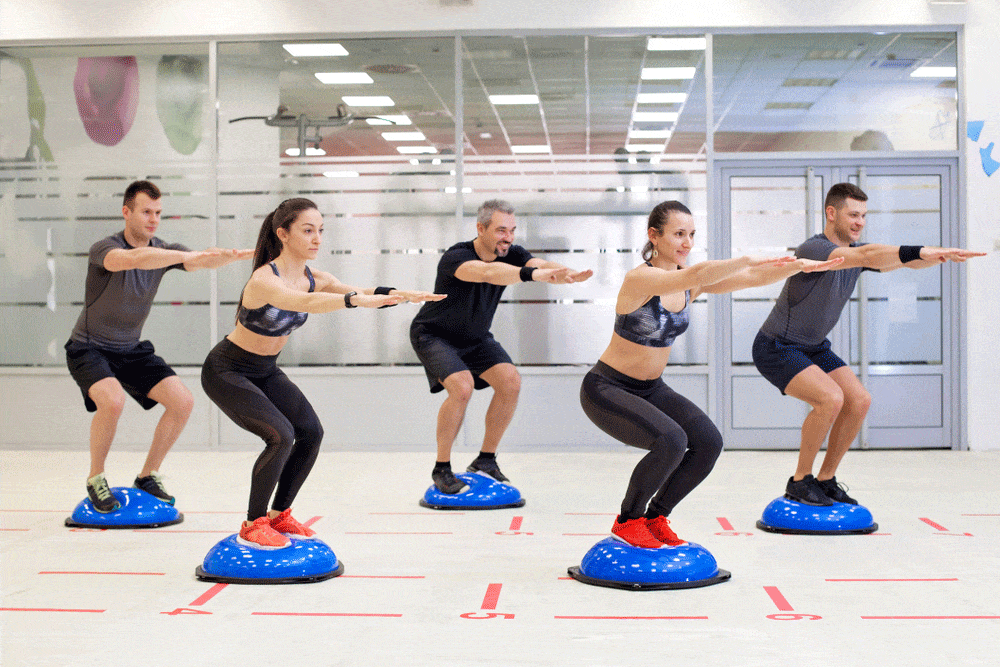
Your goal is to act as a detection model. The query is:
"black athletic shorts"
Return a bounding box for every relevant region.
[409,324,513,394]
[65,339,176,412]
[752,332,846,395]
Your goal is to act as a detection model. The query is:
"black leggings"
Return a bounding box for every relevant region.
[580,360,723,519]
[202,338,324,521]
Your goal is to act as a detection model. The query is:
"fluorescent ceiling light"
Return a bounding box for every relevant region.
[315,72,374,85]
[396,146,438,154]
[323,171,360,178]
[624,144,664,152]
[365,115,412,126]
[489,94,540,105]
[632,112,680,122]
[637,93,688,104]
[641,67,697,80]
[629,129,672,139]
[647,37,707,51]
[911,66,957,78]
[284,147,326,156]
[510,145,551,154]
[381,131,427,141]
[342,96,395,107]
[283,43,349,57]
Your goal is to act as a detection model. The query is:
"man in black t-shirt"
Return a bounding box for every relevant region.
[65,180,252,512]
[410,199,592,494]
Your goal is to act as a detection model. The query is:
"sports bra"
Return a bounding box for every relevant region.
[236,263,314,337]
[614,286,690,348]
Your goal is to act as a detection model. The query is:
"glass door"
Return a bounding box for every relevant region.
[717,161,959,450]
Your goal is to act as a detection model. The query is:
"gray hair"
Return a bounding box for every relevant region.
[477,199,515,226]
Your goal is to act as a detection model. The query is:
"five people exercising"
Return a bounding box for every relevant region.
[68,183,983,551]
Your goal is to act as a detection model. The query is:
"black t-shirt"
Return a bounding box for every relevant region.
[411,240,533,346]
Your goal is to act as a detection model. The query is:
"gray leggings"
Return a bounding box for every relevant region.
[580,360,723,519]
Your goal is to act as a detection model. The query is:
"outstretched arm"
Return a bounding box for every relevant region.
[182,248,254,271]
[623,255,795,299]
[454,259,591,285]
[828,244,986,272]
[700,257,844,294]
[244,270,403,313]
[312,272,445,304]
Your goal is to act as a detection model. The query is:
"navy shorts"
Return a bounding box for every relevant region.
[65,339,176,412]
[409,324,513,394]
[752,332,846,395]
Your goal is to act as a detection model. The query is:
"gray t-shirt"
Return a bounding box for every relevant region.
[69,231,189,352]
[758,233,873,347]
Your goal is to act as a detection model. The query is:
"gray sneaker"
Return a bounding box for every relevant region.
[467,457,509,483]
[86,474,121,513]
[134,471,175,505]
[432,468,469,495]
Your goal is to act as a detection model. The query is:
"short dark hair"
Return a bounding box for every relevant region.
[824,182,867,211]
[123,180,161,209]
[642,200,692,261]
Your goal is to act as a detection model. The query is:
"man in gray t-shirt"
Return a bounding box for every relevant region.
[752,183,983,507]
[65,180,251,513]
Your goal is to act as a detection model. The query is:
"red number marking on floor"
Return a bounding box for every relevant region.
[716,517,735,531]
[190,583,228,606]
[764,586,794,612]
[481,583,502,610]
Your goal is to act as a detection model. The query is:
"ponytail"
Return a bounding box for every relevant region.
[251,197,318,270]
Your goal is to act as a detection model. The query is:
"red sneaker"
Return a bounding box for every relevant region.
[610,516,664,549]
[646,515,686,546]
[238,516,290,549]
[269,508,316,538]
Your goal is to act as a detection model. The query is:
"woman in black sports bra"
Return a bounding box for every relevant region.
[579,200,841,549]
[201,198,444,549]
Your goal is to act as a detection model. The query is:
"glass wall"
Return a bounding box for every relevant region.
[0,30,957,368]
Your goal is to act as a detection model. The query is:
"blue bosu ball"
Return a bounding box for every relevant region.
[420,472,526,510]
[568,537,731,590]
[195,534,344,584]
[756,496,878,534]
[65,487,183,529]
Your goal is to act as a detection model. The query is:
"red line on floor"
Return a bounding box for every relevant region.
[716,517,735,531]
[190,583,228,606]
[368,510,465,516]
[826,578,958,582]
[252,612,402,617]
[862,616,1000,620]
[554,615,708,620]
[481,583,502,610]
[345,531,453,535]
[303,516,321,528]
[764,586,794,612]
[341,575,426,579]
[509,516,523,531]
[0,607,104,613]
[39,571,164,576]
[919,517,951,532]
[135,530,231,534]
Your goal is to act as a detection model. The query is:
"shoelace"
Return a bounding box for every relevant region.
[93,481,112,500]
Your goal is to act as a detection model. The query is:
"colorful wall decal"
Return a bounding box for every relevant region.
[156,55,207,155]
[73,56,139,147]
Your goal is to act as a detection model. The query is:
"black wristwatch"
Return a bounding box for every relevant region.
[344,291,358,308]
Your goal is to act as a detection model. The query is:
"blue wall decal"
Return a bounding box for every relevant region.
[980,142,999,177]
[967,120,985,142]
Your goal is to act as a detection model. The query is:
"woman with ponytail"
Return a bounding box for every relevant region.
[202,198,444,549]
[579,200,842,549]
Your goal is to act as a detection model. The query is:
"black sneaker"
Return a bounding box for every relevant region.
[86,474,121,513]
[785,474,834,506]
[134,472,175,505]
[817,477,858,505]
[431,468,469,495]
[467,457,509,483]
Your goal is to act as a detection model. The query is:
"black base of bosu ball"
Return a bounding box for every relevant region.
[756,496,878,535]
[568,536,731,591]
[420,472,526,510]
[65,487,183,529]
[195,534,344,585]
